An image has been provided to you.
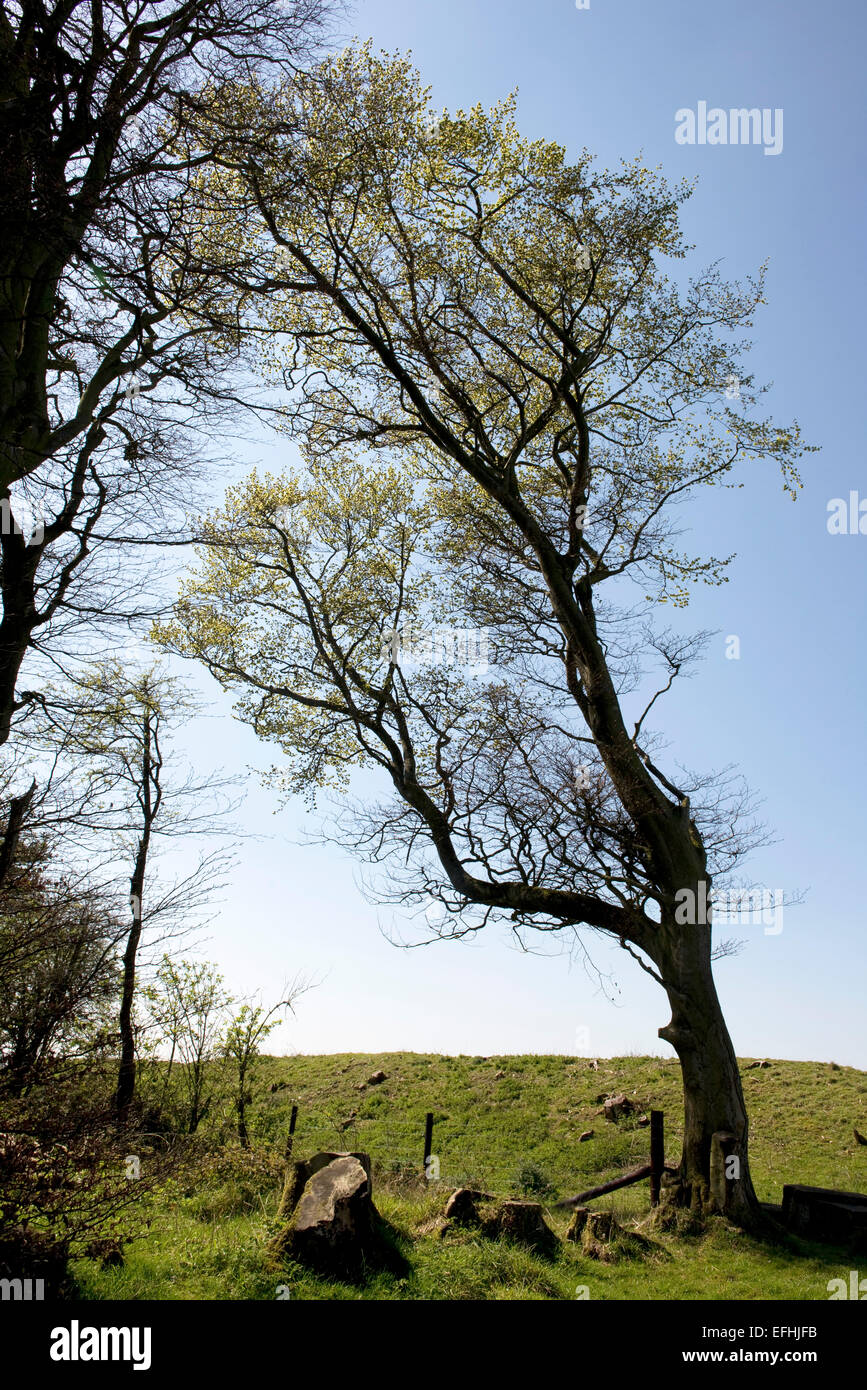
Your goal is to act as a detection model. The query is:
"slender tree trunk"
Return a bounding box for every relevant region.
[114,704,155,1124]
[237,1064,249,1149]
[114,855,145,1123]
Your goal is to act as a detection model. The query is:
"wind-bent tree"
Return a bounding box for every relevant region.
[0,0,334,756]
[163,48,811,1227]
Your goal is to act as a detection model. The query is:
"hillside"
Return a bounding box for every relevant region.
[72,1053,867,1301]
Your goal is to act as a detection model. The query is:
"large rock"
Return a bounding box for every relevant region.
[278,1150,371,1219]
[271,1154,379,1278]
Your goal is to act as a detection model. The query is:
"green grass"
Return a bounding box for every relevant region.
[70,1053,867,1301]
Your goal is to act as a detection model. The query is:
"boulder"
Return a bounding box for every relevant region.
[440,1190,558,1253]
[366,1070,387,1085]
[271,1155,378,1277]
[278,1150,371,1219]
[578,1130,594,1142]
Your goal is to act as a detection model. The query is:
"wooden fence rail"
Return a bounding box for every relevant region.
[554,1109,672,1210]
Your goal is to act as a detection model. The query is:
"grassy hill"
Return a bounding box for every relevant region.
[71,1053,867,1301]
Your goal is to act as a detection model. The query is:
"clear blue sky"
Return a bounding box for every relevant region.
[166,0,866,1066]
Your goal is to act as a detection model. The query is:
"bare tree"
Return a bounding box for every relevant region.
[29,658,238,1121]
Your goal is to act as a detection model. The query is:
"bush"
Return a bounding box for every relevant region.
[185,1146,285,1220]
[512,1161,557,1201]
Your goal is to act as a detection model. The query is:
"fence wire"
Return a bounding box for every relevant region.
[280,1112,662,1204]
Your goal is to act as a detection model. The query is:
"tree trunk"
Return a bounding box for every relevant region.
[114,705,157,1125]
[0,518,41,749]
[656,919,761,1227]
[114,893,143,1124]
[0,776,36,887]
[115,832,149,1123]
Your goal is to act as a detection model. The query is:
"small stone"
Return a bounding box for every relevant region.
[366,1070,387,1085]
[578,1130,594,1142]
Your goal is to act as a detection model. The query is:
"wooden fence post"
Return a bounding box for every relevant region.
[649,1109,664,1206]
[422,1112,434,1177]
[285,1104,298,1161]
[709,1130,737,1213]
